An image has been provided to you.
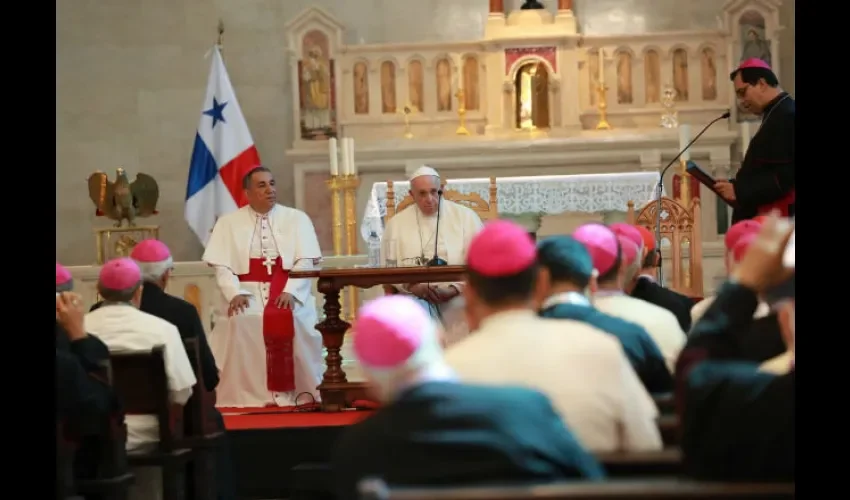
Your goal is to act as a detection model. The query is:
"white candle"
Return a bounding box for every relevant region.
[597,49,604,83]
[328,138,339,176]
[348,138,357,176]
[340,137,351,175]
[678,124,691,161]
[741,122,751,156]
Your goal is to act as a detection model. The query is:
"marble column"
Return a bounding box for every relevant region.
[489,0,504,13]
[558,0,573,10]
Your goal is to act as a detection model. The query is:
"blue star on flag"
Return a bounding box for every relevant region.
[203,97,228,128]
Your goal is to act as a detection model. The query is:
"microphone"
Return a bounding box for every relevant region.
[653,111,730,283]
[426,189,447,266]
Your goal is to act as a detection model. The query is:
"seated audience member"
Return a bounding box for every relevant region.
[85,258,197,500]
[537,236,672,393]
[676,213,794,481]
[446,221,660,452]
[627,225,694,332]
[333,295,604,500]
[578,224,686,372]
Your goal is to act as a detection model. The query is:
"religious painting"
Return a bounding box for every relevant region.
[407,59,424,112]
[353,61,369,114]
[435,58,452,112]
[644,50,661,104]
[737,10,771,122]
[700,47,717,101]
[616,51,633,104]
[462,56,480,111]
[380,61,397,114]
[514,62,549,130]
[298,30,337,140]
[672,48,689,102]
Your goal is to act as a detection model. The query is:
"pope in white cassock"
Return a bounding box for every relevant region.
[381,166,483,344]
[203,166,325,408]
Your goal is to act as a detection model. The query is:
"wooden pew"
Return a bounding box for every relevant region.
[652,393,675,415]
[360,478,795,499]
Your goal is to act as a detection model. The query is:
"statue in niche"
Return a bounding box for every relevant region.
[436,58,452,112]
[644,50,661,103]
[515,62,549,130]
[462,57,480,111]
[739,11,771,67]
[380,61,397,114]
[616,52,633,104]
[298,30,336,140]
[588,54,599,106]
[521,0,545,9]
[353,62,369,114]
[701,48,717,101]
[408,60,424,112]
[672,48,689,101]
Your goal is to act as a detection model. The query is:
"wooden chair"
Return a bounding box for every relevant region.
[109,346,193,500]
[385,177,499,222]
[626,197,704,297]
[652,393,675,415]
[359,478,795,499]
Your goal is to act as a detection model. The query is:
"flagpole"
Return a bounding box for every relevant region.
[217,19,225,55]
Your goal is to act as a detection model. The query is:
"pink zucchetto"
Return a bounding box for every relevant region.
[724,220,762,251]
[353,295,437,369]
[98,258,142,291]
[617,235,640,266]
[130,239,171,263]
[56,262,72,286]
[467,220,537,277]
[609,223,644,253]
[738,58,771,71]
[573,223,619,276]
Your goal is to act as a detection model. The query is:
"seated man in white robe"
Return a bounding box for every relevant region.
[445,220,661,452]
[381,166,483,346]
[85,258,196,500]
[204,166,324,408]
[575,223,686,373]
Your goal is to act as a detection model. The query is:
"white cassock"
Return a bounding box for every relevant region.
[445,310,662,452]
[594,293,687,373]
[203,204,324,408]
[85,304,197,500]
[381,199,483,346]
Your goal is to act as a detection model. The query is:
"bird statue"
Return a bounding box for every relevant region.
[87,167,160,227]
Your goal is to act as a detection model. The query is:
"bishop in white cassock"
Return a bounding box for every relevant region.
[203,167,325,408]
[380,166,483,345]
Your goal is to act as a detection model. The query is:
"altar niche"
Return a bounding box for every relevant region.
[514,61,550,130]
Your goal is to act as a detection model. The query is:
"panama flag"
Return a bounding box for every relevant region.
[185,46,261,246]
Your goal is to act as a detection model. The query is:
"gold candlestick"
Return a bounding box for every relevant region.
[595,83,611,130]
[324,175,344,256]
[401,104,416,139]
[678,158,691,207]
[342,174,361,319]
[455,88,470,136]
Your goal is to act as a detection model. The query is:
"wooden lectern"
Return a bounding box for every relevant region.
[289,265,466,411]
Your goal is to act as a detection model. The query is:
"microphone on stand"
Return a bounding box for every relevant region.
[654,111,730,283]
[426,190,448,266]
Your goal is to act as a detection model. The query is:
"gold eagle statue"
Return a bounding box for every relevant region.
[87,167,159,227]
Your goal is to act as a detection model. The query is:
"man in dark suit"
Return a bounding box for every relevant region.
[334,295,604,500]
[628,225,694,332]
[536,235,672,394]
[676,214,794,481]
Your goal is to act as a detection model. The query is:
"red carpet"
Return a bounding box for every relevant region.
[220,406,373,430]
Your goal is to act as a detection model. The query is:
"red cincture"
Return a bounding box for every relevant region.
[757,188,795,217]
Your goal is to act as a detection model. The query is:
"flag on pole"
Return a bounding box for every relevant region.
[185,45,261,246]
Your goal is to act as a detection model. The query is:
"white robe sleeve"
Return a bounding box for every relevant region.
[203,212,253,302]
[162,324,197,406]
[283,210,322,305]
[213,267,252,302]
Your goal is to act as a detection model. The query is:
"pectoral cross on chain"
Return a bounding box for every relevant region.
[262,253,275,275]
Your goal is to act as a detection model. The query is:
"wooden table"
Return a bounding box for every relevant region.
[289,265,466,411]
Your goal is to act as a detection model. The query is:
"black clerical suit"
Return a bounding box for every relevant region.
[333,382,604,500]
[731,93,795,223]
[540,302,672,393]
[630,276,693,332]
[675,282,794,481]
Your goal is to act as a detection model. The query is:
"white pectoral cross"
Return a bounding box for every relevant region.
[262,253,275,275]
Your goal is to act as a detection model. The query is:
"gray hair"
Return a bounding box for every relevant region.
[135,257,173,282]
[98,281,142,302]
[242,166,272,189]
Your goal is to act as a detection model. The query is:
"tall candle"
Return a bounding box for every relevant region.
[741,121,751,156]
[597,49,604,83]
[678,124,691,161]
[328,138,339,176]
[340,137,351,175]
[348,137,357,175]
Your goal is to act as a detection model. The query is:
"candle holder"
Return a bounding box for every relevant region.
[455,88,470,136]
[660,84,678,129]
[594,83,611,130]
[401,104,416,139]
[342,174,361,320]
[677,158,691,207]
[324,175,344,256]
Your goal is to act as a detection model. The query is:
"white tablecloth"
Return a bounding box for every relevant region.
[362,172,661,241]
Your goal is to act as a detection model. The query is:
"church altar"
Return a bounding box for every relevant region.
[362,172,661,239]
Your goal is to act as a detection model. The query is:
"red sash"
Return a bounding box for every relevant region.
[237,257,295,393]
[757,188,795,217]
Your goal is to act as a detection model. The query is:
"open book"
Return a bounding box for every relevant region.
[685,161,736,207]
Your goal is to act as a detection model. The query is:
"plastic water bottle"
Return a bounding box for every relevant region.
[367,231,381,267]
